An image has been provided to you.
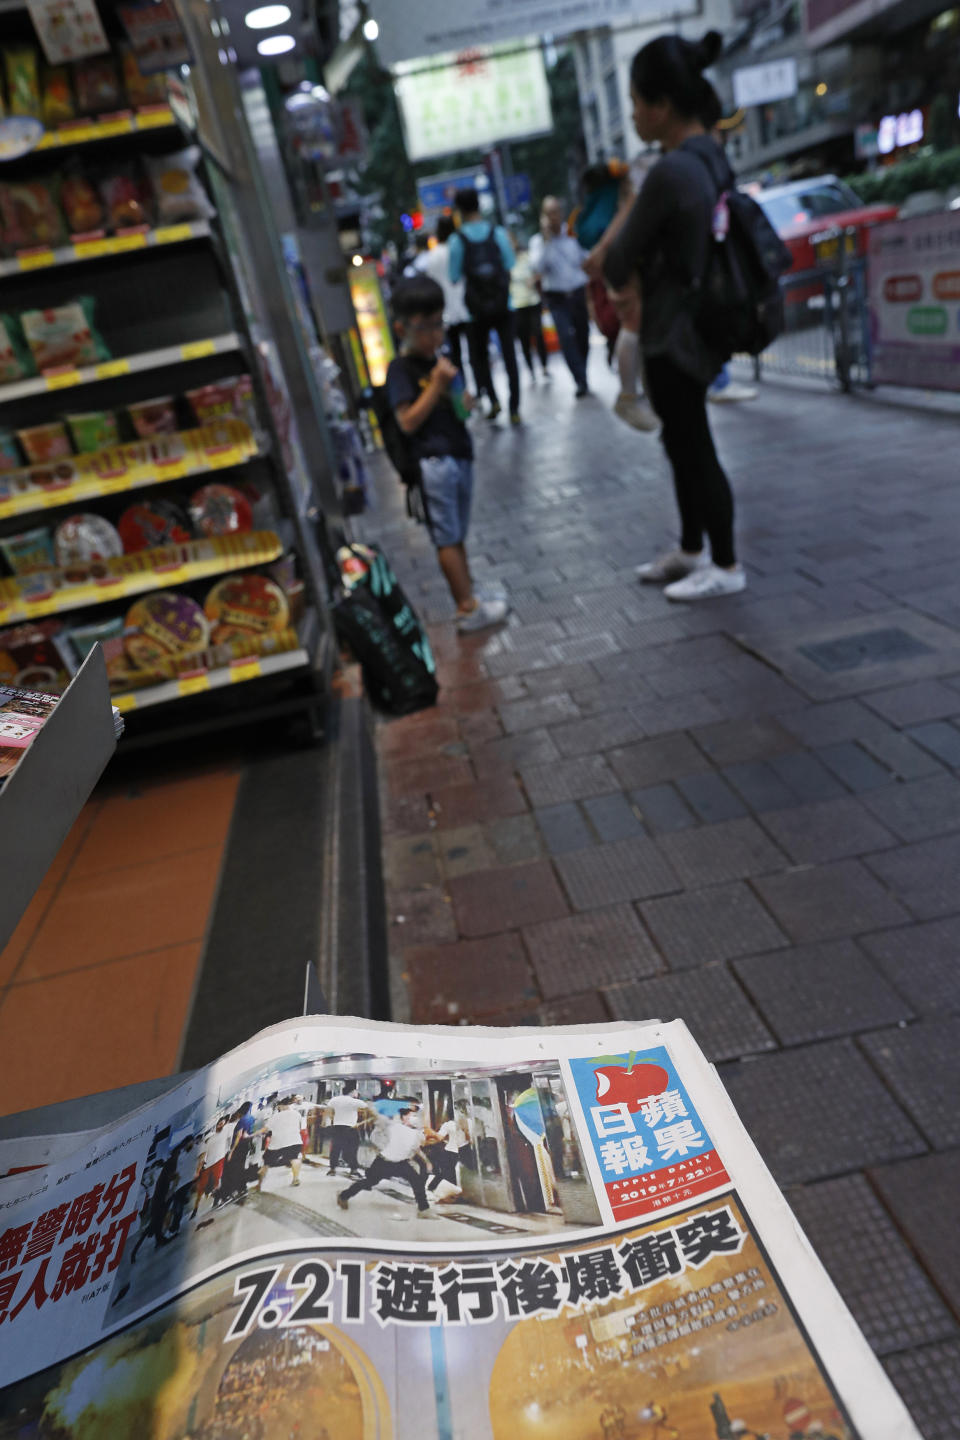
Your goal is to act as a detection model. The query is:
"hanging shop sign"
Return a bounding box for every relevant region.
[369,0,665,66]
[732,57,798,109]
[348,261,394,388]
[867,212,960,393]
[395,43,552,164]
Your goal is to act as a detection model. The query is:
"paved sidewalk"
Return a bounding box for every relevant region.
[362,356,960,1438]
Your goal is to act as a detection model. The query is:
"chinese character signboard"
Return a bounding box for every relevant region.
[394,43,552,163]
[732,57,798,108]
[568,1046,730,1221]
[867,211,960,393]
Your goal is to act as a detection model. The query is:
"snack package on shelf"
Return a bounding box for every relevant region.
[20,296,109,372]
[60,169,105,236]
[0,618,72,691]
[144,147,214,224]
[126,395,177,437]
[99,167,152,231]
[0,431,22,473]
[0,178,66,254]
[53,513,123,567]
[65,409,118,453]
[267,553,305,624]
[204,573,290,643]
[73,55,123,116]
[124,590,209,668]
[17,421,72,463]
[188,483,253,536]
[0,527,56,575]
[5,49,41,119]
[41,66,75,127]
[0,316,34,383]
[118,45,167,109]
[186,375,256,428]
[66,614,129,685]
[117,499,191,551]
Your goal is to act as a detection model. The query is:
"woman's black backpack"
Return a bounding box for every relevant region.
[461,228,510,320]
[690,153,793,359]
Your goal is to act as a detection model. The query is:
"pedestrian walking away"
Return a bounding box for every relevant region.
[529,197,591,396]
[604,30,747,602]
[323,1084,370,1176]
[448,187,521,423]
[420,215,474,387]
[509,236,549,380]
[338,1106,433,1218]
[386,274,509,633]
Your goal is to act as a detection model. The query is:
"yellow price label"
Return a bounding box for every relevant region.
[154,224,195,245]
[113,692,138,712]
[178,673,210,697]
[73,237,113,260]
[230,660,261,684]
[44,125,98,147]
[39,489,71,508]
[181,339,217,361]
[207,446,245,470]
[17,250,56,271]
[95,117,134,138]
[45,369,82,391]
[112,231,148,253]
[95,358,131,380]
[135,107,175,129]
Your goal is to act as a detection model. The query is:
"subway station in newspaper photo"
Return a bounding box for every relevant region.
[0,1195,854,1440]
[104,1048,603,1321]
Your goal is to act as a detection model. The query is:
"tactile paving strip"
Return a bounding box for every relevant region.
[870,1150,960,1318]
[734,939,912,1044]
[605,963,775,1061]
[720,1040,926,1184]
[787,1175,957,1355]
[884,1339,960,1440]
[859,1019,960,1148]
[659,817,785,887]
[553,836,680,910]
[522,904,665,998]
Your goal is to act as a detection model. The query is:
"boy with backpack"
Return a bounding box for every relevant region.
[385,274,509,633]
[447,187,521,425]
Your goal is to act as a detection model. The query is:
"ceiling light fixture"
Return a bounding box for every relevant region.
[245,4,291,29]
[257,32,296,53]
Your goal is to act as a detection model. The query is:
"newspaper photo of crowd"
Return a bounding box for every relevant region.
[107,1050,602,1320]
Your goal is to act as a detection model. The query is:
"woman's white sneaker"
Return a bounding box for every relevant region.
[457,596,509,632]
[664,564,747,602]
[614,393,659,431]
[636,548,709,584]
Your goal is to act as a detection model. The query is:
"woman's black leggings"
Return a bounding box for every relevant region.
[644,355,736,569]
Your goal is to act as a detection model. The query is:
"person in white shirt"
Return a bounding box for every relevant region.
[420,216,473,386]
[323,1086,370,1177]
[257,1096,305,1190]
[192,1115,231,1217]
[426,1116,465,1197]
[529,197,591,395]
[168,1135,200,1236]
[337,1106,432,1217]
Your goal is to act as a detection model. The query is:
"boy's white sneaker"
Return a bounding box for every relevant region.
[475,578,508,602]
[457,596,509,632]
[636,548,709,584]
[613,393,659,431]
[664,564,747,602]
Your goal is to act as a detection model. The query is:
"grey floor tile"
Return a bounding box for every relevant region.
[722,760,798,813]
[630,783,697,833]
[639,881,788,969]
[605,963,776,1061]
[582,791,646,843]
[788,1175,957,1355]
[721,1040,925,1183]
[759,796,896,864]
[735,939,912,1043]
[865,833,960,919]
[860,918,960,1014]
[860,775,960,843]
[659,817,786,887]
[753,859,910,942]
[859,1019,960,1149]
[554,836,680,910]
[676,771,748,823]
[535,803,594,855]
[522,903,665,998]
[884,1340,960,1440]
[870,1150,960,1318]
[906,720,960,768]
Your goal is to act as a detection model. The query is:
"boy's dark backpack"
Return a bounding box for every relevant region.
[369,381,428,525]
[690,154,793,358]
[461,227,510,320]
[329,542,439,716]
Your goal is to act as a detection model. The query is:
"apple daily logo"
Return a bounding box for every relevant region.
[568,1049,730,1219]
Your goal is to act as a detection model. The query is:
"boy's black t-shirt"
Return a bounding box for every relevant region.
[385,354,473,463]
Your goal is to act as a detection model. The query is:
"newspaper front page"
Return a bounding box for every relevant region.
[0,1017,921,1439]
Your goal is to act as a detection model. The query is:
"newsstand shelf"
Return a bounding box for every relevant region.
[113,634,313,713]
[0,530,283,626]
[35,106,178,149]
[0,421,259,523]
[0,221,213,281]
[0,332,243,405]
[0,646,117,952]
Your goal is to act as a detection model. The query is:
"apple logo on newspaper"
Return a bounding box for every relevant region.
[592,1053,669,1111]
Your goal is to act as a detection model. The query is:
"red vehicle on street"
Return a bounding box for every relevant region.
[753,175,899,274]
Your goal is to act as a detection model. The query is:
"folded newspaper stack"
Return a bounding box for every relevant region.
[0,682,122,784]
[0,1017,921,1438]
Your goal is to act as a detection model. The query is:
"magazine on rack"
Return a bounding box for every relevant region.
[0,1016,920,1439]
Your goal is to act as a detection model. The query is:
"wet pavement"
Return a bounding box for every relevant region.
[360,348,960,1438]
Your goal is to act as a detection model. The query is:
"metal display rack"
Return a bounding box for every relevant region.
[0,0,344,742]
[0,647,116,951]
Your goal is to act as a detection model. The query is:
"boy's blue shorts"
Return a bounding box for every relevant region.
[420,455,474,549]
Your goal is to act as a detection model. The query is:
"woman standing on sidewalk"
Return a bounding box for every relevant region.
[604,31,747,602]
